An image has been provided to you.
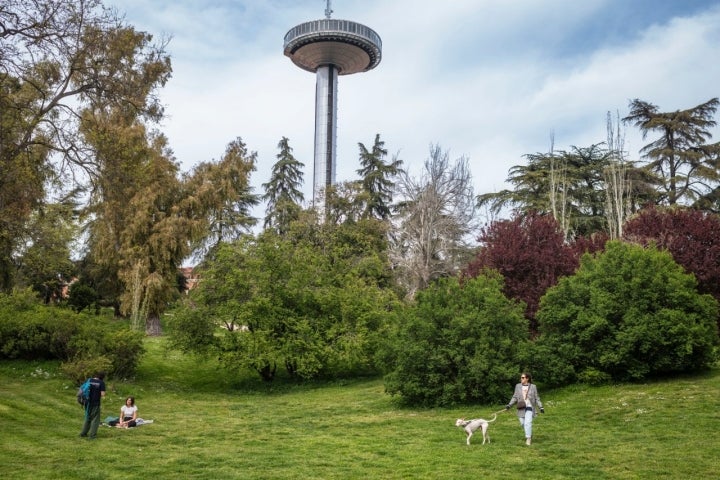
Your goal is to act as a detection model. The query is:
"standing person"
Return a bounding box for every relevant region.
[79,371,106,439]
[119,396,138,428]
[505,372,544,445]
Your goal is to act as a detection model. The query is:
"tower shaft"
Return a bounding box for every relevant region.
[313,65,338,206]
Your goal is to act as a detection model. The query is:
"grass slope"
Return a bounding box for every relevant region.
[0,337,717,479]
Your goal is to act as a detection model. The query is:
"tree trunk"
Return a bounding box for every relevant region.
[145,314,162,336]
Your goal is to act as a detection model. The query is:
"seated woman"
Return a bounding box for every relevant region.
[119,396,138,428]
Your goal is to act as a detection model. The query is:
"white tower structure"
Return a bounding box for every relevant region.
[283,1,382,209]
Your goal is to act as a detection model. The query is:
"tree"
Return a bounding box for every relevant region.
[116,136,258,335]
[604,111,633,240]
[391,144,477,297]
[480,144,621,238]
[384,273,529,407]
[322,181,367,226]
[624,206,720,330]
[0,0,170,291]
[464,213,581,334]
[78,109,149,316]
[13,202,78,303]
[80,103,166,322]
[479,135,658,240]
[67,282,98,313]
[79,64,257,334]
[185,137,259,259]
[170,217,399,381]
[114,133,186,335]
[536,241,719,384]
[623,98,720,207]
[262,137,304,235]
[0,74,49,291]
[356,134,403,221]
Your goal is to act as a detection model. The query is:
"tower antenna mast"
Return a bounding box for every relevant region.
[324,0,332,19]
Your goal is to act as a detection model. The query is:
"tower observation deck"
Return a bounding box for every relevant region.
[283,5,382,209]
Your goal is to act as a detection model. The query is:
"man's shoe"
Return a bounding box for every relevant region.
[526,437,532,446]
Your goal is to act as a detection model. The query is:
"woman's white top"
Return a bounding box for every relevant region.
[121,405,138,418]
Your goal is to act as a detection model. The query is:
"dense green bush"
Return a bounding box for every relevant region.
[59,355,113,385]
[0,294,79,360]
[535,241,719,385]
[384,272,530,407]
[165,302,219,355]
[103,329,145,379]
[67,282,98,313]
[0,289,145,380]
[0,288,39,311]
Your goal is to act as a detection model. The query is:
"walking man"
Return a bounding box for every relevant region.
[79,371,106,439]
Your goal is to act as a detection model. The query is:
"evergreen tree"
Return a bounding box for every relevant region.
[478,143,652,238]
[262,137,305,235]
[83,108,185,334]
[356,134,403,221]
[623,98,720,206]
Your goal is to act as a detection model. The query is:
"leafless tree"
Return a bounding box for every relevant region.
[391,144,477,298]
[604,111,632,240]
[547,131,571,240]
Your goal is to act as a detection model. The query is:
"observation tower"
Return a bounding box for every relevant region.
[283,1,382,208]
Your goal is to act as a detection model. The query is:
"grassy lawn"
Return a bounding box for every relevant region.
[1,336,717,479]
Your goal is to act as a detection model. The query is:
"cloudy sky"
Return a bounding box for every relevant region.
[107,0,720,219]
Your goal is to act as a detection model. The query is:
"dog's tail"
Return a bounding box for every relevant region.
[487,414,497,423]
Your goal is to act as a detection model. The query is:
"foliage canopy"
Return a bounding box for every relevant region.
[169,217,400,381]
[536,241,719,385]
[384,273,529,406]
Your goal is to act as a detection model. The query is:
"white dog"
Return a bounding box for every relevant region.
[455,414,497,445]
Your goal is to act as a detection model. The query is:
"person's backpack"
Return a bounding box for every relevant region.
[77,378,91,407]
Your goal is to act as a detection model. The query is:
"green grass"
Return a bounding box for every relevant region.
[1,337,718,479]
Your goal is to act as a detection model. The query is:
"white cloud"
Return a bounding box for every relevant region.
[110,0,720,212]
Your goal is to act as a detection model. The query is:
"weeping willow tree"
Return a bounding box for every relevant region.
[84,109,258,334]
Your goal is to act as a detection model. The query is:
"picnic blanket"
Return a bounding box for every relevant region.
[102,416,154,427]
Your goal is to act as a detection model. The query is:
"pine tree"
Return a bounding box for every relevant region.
[262,137,305,235]
[356,134,403,220]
